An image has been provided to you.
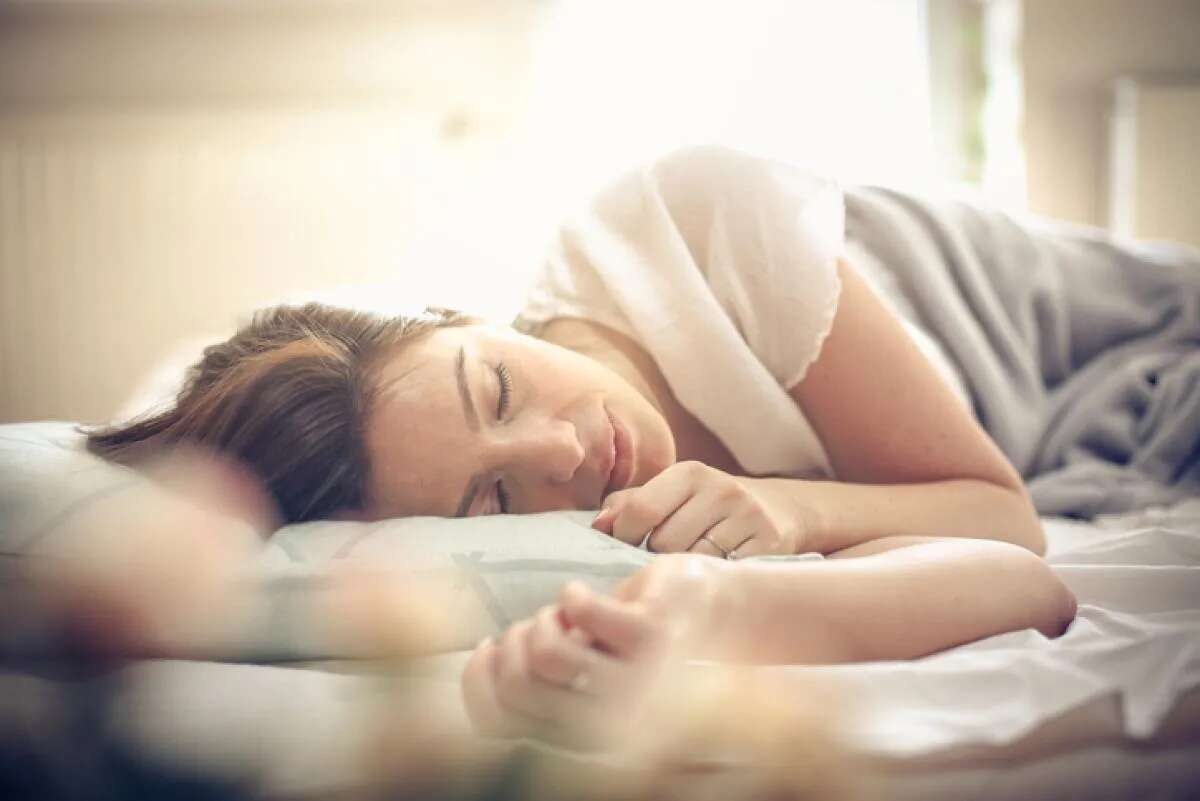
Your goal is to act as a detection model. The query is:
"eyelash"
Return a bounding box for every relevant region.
[494,361,513,514]
[496,362,513,418]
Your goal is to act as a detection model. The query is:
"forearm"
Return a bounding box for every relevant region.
[714,538,1076,664]
[772,477,1046,556]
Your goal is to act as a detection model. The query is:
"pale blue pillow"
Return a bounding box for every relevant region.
[0,421,649,656]
[259,512,650,651]
[0,421,147,556]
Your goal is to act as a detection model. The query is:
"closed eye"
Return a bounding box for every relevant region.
[496,362,513,419]
[495,361,513,514]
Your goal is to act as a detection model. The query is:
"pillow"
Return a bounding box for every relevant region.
[0,422,819,658]
[0,421,151,557]
[259,512,651,652]
[0,421,649,657]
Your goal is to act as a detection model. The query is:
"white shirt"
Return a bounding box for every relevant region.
[515,146,969,480]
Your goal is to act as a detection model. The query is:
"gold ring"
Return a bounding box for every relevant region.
[701,534,731,559]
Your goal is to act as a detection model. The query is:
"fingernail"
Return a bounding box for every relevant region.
[592,508,614,532]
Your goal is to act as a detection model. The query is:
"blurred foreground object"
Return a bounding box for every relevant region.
[0,449,866,800]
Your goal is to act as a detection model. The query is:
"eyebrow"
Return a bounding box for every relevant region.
[454,346,482,518]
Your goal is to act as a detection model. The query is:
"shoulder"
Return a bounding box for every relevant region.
[634,145,840,213]
[518,146,846,388]
[635,147,845,279]
[551,145,842,264]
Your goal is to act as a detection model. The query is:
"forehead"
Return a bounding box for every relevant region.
[363,325,479,519]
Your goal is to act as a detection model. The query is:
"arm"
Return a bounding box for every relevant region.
[710,538,1077,664]
[461,543,1077,741]
[759,475,1045,556]
[589,256,1045,558]
[787,258,1045,554]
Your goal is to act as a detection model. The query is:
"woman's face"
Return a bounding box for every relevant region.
[362,323,676,519]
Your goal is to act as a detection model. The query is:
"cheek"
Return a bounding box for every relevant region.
[365,420,469,518]
[628,399,676,470]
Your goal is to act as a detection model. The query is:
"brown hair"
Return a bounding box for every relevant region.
[85,302,473,524]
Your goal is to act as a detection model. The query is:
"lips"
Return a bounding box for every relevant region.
[604,407,634,497]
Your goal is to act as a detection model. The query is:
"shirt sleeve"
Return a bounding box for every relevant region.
[646,145,845,388]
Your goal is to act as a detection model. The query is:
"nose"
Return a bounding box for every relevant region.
[498,417,585,484]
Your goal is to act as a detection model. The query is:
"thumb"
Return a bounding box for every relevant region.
[591,507,615,534]
[591,487,631,533]
[560,581,656,659]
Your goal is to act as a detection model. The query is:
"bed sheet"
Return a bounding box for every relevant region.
[92,501,1200,800]
[780,499,1200,758]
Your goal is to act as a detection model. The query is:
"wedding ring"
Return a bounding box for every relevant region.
[701,534,731,559]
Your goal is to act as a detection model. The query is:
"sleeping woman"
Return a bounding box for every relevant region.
[86,146,1078,739]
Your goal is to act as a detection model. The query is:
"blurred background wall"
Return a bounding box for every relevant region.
[1021,0,1200,239]
[1,0,1198,425]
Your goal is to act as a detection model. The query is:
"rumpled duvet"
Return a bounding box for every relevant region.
[843,187,1200,517]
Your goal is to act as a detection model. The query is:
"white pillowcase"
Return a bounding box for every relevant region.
[0,421,148,557]
[0,421,650,656]
[260,512,652,652]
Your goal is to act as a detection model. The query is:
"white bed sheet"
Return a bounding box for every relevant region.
[766,499,1200,758]
[106,502,1200,799]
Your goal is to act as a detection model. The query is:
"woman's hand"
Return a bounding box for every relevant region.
[600,553,740,659]
[592,461,820,557]
[461,556,741,745]
[461,587,675,747]
[461,602,629,746]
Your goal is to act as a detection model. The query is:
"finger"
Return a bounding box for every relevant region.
[461,637,517,737]
[492,620,597,724]
[646,493,724,553]
[527,606,594,686]
[603,463,703,546]
[726,531,772,560]
[591,506,615,534]
[530,608,628,699]
[687,534,727,559]
[689,517,753,559]
[527,606,576,685]
[560,582,661,660]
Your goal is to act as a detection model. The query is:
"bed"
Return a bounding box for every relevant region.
[3,183,1199,799]
[2,421,1198,799]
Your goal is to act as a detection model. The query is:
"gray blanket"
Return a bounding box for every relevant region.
[844,187,1200,518]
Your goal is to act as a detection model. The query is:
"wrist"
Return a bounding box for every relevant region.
[706,560,756,661]
[714,561,846,665]
[762,477,830,555]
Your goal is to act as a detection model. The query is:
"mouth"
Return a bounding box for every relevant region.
[603,407,634,498]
